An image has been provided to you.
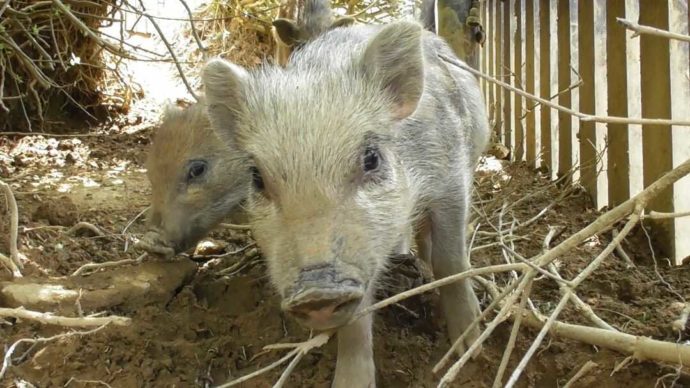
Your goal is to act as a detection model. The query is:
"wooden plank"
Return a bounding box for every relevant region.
[532,0,542,169]
[525,0,536,166]
[495,0,504,143]
[539,0,551,171]
[503,0,512,150]
[569,0,580,182]
[557,0,572,179]
[487,0,495,119]
[606,0,630,205]
[578,0,598,203]
[669,0,690,264]
[592,0,609,208]
[508,0,517,159]
[513,0,524,160]
[481,0,488,100]
[548,0,559,179]
[640,0,674,256]
[625,0,643,198]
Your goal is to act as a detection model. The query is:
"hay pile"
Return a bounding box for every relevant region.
[0,0,128,132]
[179,0,412,71]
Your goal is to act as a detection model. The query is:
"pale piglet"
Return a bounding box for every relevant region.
[202,18,490,388]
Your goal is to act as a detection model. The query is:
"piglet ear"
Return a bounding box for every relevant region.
[273,18,304,46]
[330,16,355,29]
[201,58,249,146]
[359,21,425,120]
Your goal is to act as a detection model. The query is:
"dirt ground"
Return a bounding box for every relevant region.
[1,116,689,388]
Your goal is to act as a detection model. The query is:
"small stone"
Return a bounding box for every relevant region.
[194,239,227,256]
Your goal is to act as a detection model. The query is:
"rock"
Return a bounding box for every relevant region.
[193,239,227,256]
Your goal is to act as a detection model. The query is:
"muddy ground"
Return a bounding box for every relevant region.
[1,121,689,388]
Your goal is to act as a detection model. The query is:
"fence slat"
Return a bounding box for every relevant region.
[569,0,580,182]
[513,0,524,161]
[557,0,572,179]
[495,0,504,143]
[532,0,541,169]
[548,0,559,179]
[669,0,690,264]
[640,0,674,255]
[606,1,630,205]
[524,0,536,166]
[625,0,643,198]
[592,0,609,208]
[503,0,512,151]
[481,0,488,101]
[577,1,599,206]
[487,0,495,120]
[539,0,552,171]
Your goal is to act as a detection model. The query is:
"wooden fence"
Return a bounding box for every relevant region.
[476,0,690,265]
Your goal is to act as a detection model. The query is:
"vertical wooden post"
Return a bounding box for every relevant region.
[525,0,537,166]
[514,0,525,161]
[548,0,559,179]
[487,0,495,120]
[569,0,580,182]
[495,0,504,143]
[532,0,542,169]
[508,0,518,159]
[503,0,512,151]
[625,0,644,198]
[640,0,674,254]
[592,0,609,208]
[481,0,488,99]
[669,1,690,264]
[606,0,630,205]
[539,1,551,172]
[557,0,572,179]
[578,1,598,205]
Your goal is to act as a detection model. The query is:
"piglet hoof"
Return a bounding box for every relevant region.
[134,232,175,259]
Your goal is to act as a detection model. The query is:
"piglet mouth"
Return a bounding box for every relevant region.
[134,230,176,258]
[282,285,365,330]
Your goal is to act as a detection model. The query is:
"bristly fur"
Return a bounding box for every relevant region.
[202,18,490,388]
[144,97,249,254]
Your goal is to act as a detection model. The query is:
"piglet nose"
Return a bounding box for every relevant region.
[286,293,362,326]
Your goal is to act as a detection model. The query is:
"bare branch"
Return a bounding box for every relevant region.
[439,54,690,126]
[0,324,111,380]
[0,307,130,327]
[617,17,690,43]
[563,361,598,388]
[71,253,147,277]
[134,0,199,101]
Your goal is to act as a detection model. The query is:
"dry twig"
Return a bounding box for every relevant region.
[562,360,598,388]
[66,222,106,237]
[71,252,147,277]
[219,223,252,230]
[0,307,130,327]
[617,17,690,43]
[216,333,331,387]
[440,54,690,126]
[0,324,111,380]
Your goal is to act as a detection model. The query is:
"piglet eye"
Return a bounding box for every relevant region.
[187,160,208,182]
[363,147,380,172]
[250,166,265,191]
